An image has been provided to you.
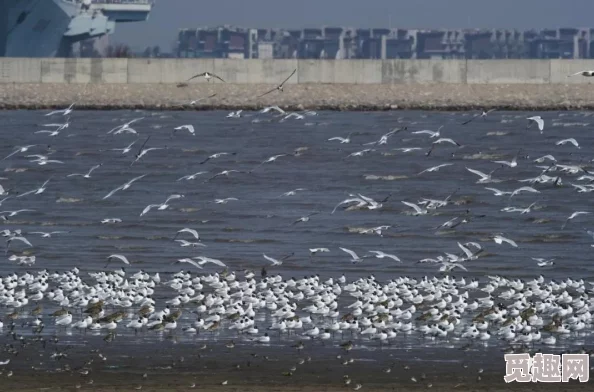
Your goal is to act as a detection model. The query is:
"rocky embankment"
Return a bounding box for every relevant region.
[0,83,592,111]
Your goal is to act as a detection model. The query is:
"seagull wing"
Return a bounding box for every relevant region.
[178,228,200,240]
[200,257,227,267]
[108,254,130,265]
[401,201,423,214]
[412,130,437,136]
[3,149,21,160]
[279,68,297,87]
[127,174,148,186]
[449,262,468,272]
[16,189,37,198]
[180,258,203,269]
[466,167,490,180]
[103,184,124,199]
[140,204,158,216]
[257,87,278,98]
[187,72,206,81]
[137,136,151,154]
[461,113,480,125]
[505,238,518,247]
[512,186,540,196]
[263,254,281,265]
[457,242,474,259]
[339,247,359,260]
[210,73,226,83]
[9,236,33,247]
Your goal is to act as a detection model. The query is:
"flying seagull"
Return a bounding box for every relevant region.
[3,145,37,160]
[568,70,594,77]
[562,211,590,230]
[177,72,225,87]
[67,164,102,179]
[173,228,200,241]
[105,254,130,268]
[173,125,195,136]
[189,93,218,105]
[103,174,147,199]
[131,136,164,166]
[257,69,297,98]
[461,109,496,125]
[263,253,294,266]
[45,103,74,116]
[527,116,544,133]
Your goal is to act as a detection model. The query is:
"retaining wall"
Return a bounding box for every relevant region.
[1,58,594,84]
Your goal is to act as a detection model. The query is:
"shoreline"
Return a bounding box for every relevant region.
[1,83,593,111]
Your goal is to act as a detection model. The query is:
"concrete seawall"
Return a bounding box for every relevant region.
[1,58,594,110]
[2,58,594,85]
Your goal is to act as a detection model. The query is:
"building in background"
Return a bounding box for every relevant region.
[175,26,594,60]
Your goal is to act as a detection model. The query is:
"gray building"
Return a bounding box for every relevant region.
[175,26,594,60]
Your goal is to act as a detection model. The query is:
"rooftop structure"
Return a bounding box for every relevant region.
[176,26,594,60]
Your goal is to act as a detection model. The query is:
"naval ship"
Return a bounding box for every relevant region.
[0,0,153,57]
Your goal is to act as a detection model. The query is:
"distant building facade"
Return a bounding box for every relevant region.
[176,26,594,60]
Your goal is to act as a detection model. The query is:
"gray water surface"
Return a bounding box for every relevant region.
[0,109,593,372]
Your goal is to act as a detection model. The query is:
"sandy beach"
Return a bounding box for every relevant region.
[1,83,593,111]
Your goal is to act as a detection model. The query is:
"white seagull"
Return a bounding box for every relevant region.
[200,152,235,165]
[105,254,130,267]
[17,178,51,198]
[555,138,580,149]
[368,251,401,262]
[45,103,74,116]
[412,125,443,138]
[328,132,353,144]
[509,186,540,199]
[562,211,590,230]
[3,145,37,160]
[493,234,518,248]
[173,228,200,241]
[466,167,499,184]
[418,163,453,175]
[527,116,544,133]
[173,125,195,136]
[183,71,226,84]
[461,109,497,125]
[177,171,208,181]
[568,70,594,77]
[107,118,144,135]
[111,140,137,155]
[339,247,366,263]
[131,136,164,166]
[67,164,102,179]
[263,253,293,266]
[193,256,227,268]
[103,174,147,199]
[401,201,428,216]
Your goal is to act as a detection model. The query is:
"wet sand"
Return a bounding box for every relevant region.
[1,338,590,391]
[0,83,593,111]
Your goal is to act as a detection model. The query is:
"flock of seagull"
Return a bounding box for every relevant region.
[1,101,594,388]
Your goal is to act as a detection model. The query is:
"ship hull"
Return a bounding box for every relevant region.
[0,0,76,57]
[1,0,152,58]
